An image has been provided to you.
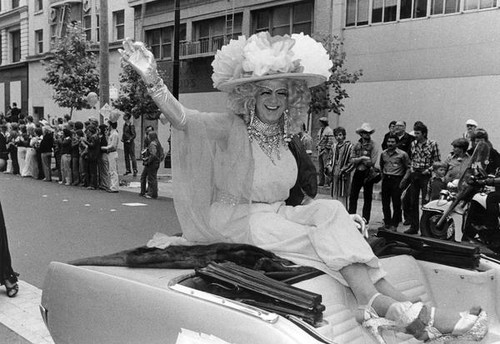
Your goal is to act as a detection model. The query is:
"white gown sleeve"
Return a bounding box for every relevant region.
[147,80,187,131]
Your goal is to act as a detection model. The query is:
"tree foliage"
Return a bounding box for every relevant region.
[42,24,99,118]
[113,63,161,121]
[309,33,363,116]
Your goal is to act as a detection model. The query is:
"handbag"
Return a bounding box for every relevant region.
[364,167,381,184]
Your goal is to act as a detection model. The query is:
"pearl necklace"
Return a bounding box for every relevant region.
[247,115,286,165]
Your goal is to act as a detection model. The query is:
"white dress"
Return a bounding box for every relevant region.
[209,140,385,286]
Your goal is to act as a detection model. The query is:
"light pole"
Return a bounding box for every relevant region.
[99,0,109,124]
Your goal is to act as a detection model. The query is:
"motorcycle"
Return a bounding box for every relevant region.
[419,141,500,256]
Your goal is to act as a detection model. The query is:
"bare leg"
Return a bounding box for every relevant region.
[341,263,480,338]
[374,278,415,302]
[340,263,396,317]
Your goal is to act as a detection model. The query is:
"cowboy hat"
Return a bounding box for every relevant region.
[212,32,332,92]
[356,123,375,134]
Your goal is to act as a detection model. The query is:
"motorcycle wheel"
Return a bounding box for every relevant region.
[420,211,454,240]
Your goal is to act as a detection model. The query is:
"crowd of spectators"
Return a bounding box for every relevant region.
[0,112,119,193]
[317,117,496,235]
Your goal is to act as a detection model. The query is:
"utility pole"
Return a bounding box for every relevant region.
[99,0,109,124]
[172,0,180,100]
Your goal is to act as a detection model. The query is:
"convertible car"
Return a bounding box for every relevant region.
[41,233,500,344]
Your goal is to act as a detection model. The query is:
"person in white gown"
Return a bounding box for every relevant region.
[120,32,486,342]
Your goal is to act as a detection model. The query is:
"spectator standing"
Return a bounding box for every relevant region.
[348,123,379,224]
[316,117,334,186]
[393,120,415,225]
[122,114,137,176]
[59,128,73,185]
[463,119,477,151]
[70,122,84,185]
[379,135,410,231]
[140,132,163,199]
[0,125,7,172]
[102,120,120,192]
[15,125,30,176]
[140,125,155,195]
[97,124,110,191]
[381,120,397,150]
[405,122,441,234]
[85,125,100,190]
[6,124,19,175]
[427,162,447,201]
[444,138,470,184]
[298,123,313,156]
[329,126,353,207]
[9,103,20,124]
[39,126,54,181]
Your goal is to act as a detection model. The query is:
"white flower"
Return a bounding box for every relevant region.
[211,35,247,88]
[291,33,332,79]
[241,32,295,76]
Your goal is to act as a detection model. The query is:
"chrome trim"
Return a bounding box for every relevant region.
[168,276,279,324]
[39,305,48,328]
[286,315,337,344]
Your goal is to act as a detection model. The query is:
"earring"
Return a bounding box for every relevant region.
[249,107,255,128]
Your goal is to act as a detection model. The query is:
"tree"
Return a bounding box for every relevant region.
[309,33,363,117]
[113,63,162,121]
[42,23,99,118]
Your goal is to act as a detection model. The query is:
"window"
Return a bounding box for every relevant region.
[35,29,43,54]
[113,10,124,41]
[372,0,398,22]
[96,14,100,42]
[50,23,57,48]
[252,2,313,36]
[11,30,21,62]
[192,15,242,54]
[12,0,19,9]
[431,0,460,14]
[83,13,92,41]
[146,24,186,60]
[464,0,497,9]
[34,0,43,12]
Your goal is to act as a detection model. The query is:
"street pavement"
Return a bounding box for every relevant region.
[0,154,390,344]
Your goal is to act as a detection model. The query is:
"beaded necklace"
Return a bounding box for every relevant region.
[247,115,286,165]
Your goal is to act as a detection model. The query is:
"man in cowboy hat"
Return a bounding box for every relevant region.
[348,123,379,224]
[316,117,334,186]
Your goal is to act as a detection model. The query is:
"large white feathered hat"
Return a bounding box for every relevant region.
[211,32,333,92]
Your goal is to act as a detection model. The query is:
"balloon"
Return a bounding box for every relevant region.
[86,92,99,107]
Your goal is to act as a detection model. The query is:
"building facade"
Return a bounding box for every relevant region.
[2,0,496,151]
[0,0,29,116]
[337,0,500,149]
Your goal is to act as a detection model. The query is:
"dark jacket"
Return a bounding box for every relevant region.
[285,135,318,206]
[38,133,54,154]
[0,133,7,160]
[122,122,136,143]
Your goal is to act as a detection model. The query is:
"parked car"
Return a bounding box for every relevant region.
[41,249,500,344]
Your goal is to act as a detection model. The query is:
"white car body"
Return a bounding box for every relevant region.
[41,255,500,344]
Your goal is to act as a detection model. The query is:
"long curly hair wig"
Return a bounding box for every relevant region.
[226,78,311,134]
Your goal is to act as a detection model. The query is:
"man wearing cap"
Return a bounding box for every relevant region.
[122,113,137,176]
[348,123,379,224]
[316,117,334,186]
[405,122,441,234]
[464,119,477,151]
